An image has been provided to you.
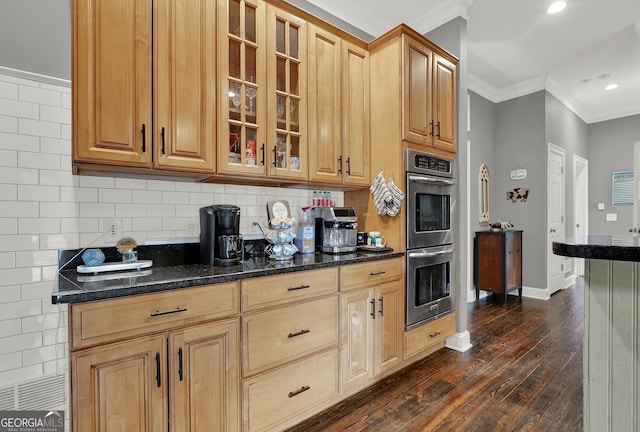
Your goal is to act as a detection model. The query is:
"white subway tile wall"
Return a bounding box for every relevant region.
[0,71,344,405]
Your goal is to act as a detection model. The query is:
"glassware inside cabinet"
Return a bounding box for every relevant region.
[289,98,299,131]
[224,0,263,171]
[229,81,241,120]
[275,134,287,168]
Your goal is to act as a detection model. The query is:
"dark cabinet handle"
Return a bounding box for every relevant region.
[378,297,384,317]
[370,299,376,319]
[288,385,310,398]
[338,155,343,174]
[287,284,310,291]
[141,124,146,152]
[178,348,183,382]
[161,127,166,154]
[150,307,187,317]
[429,120,434,137]
[436,121,441,138]
[260,143,265,166]
[429,331,441,338]
[346,157,351,175]
[287,329,310,338]
[155,353,161,387]
[272,145,277,167]
[370,271,386,276]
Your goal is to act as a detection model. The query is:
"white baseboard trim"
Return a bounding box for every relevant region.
[564,274,576,289]
[445,331,473,353]
[520,285,550,300]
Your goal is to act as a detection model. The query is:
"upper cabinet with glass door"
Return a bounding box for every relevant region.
[266,5,307,180]
[218,0,267,176]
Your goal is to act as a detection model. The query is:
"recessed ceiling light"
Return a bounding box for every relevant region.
[605,84,619,91]
[547,1,567,14]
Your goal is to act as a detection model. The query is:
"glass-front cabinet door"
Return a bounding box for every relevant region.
[266,6,307,180]
[218,0,266,176]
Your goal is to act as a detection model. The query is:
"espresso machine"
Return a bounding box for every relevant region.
[200,204,243,266]
[312,207,358,253]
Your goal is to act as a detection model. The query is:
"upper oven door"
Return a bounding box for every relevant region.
[406,173,455,249]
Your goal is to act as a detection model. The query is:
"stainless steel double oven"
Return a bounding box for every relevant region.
[405,149,456,329]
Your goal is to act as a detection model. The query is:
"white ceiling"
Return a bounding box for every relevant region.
[305,0,640,124]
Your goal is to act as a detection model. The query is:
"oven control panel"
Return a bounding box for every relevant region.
[405,149,454,178]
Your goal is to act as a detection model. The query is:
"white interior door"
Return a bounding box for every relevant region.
[633,142,640,234]
[547,143,565,295]
[573,155,588,276]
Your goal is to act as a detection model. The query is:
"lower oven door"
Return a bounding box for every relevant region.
[406,245,455,329]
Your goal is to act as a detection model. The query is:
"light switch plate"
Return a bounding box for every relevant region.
[598,202,605,210]
[606,213,617,222]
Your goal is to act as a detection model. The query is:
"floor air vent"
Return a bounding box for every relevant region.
[0,374,67,411]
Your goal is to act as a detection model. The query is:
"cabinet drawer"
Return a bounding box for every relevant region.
[243,349,339,432]
[242,296,338,376]
[241,267,338,312]
[340,257,403,291]
[70,282,239,349]
[404,312,455,359]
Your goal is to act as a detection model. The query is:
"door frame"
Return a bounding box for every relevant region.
[633,142,640,234]
[547,143,565,296]
[573,154,588,276]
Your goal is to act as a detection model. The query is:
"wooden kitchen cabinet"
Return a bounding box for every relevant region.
[474,230,523,305]
[72,0,216,174]
[217,0,268,177]
[307,29,370,187]
[71,335,167,432]
[265,4,308,180]
[367,24,457,158]
[339,258,403,394]
[402,29,457,153]
[69,283,240,432]
[240,267,339,430]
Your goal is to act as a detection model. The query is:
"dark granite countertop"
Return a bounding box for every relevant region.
[553,235,640,262]
[53,246,404,304]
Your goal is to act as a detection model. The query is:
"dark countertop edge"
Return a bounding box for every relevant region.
[52,251,405,305]
[553,238,640,262]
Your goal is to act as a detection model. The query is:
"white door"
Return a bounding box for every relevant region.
[573,155,588,276]
[632,142,640,234]
[547,143,565,295]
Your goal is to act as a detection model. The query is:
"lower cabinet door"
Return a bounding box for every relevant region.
[375,281,403,375]
[339,288,374,394]
[242,349,339,432]
[71,334,167,432]
[169,319,239,432]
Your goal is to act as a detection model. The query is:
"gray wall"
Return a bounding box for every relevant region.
[469,91,497,232]
[494,91,546,289]
[0,0,71,80]
[587,114,640,235]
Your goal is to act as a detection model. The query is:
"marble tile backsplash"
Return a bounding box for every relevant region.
[0,69,343,408]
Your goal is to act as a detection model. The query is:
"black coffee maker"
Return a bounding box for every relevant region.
[200,204,243,266]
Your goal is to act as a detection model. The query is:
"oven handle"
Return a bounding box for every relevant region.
[408,247,455,258]
[408,174,455,186]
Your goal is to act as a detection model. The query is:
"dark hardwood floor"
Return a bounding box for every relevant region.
[287,279,584,432]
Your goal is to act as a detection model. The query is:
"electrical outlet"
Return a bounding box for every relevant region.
[104,218,120,241]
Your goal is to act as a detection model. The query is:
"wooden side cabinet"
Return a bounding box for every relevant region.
[474,230,523,305]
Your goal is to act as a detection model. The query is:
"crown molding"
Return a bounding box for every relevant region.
[545,77,590,122]
[410,0,474,35]
[0,66,70,88]
[467,74,497,102]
